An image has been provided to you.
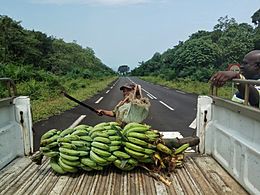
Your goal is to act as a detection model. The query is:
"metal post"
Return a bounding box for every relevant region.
[231,82,234,99]
[244,84,249,105]
[210,85,213,96]
[7,81,11,97]
[210,85,218,97]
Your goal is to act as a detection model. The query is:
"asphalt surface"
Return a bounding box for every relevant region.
[33,77,197,150]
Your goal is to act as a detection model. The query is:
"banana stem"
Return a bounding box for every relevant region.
[30,151,44,165]
[139,165,172,186]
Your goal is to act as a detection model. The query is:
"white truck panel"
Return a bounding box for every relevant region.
[197,96,260,195]
[0,96,33,170]
[13,96,34,154]
[196,96,212,154]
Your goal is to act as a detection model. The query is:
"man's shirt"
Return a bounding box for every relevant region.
[231,80,260,108]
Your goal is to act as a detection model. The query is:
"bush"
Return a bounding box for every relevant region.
[69,82,79,90]
[18,79,43,100]
[82,69,92,79]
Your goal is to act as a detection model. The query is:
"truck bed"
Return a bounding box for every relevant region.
[0,154,247,195]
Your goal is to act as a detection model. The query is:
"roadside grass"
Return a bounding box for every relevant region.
[27,77,117,122]
[140,76,234,99]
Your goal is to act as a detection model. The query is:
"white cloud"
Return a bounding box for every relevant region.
[30,0,150,6]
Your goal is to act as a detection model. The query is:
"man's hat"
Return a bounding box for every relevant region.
[120,83,135,90]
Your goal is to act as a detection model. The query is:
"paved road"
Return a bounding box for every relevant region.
[128,77,197,134]
[33,77,197,150]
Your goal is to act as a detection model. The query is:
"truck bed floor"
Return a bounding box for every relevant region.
[0,155,247,195]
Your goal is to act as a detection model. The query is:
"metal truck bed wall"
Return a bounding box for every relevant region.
[196,96,260,195]
[0,96,33,170]
[0,155,247,195]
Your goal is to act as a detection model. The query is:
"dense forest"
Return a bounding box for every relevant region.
[131,9,260,82]
[0,15,115,99]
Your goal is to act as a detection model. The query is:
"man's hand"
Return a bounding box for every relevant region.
[96,109,104,116]
[96,109,115,117]
[210,71,239,87]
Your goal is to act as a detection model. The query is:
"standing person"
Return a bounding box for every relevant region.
[96,83,135,117]
[210,50,260,107]
[96,83,150,125]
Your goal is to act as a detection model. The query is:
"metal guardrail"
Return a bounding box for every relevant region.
[0,78,17,97]
[210,79,260,106]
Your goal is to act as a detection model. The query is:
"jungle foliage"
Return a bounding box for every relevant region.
[131,11,260,82]
[0,15,115,100]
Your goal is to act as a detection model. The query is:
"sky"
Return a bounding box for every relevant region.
[1,0,259,71]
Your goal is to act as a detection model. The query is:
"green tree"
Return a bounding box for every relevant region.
[131,15,256,81]
[0,15,24,62]
[213,16,236,31]
[251,9,260,27]
[253,28,260,49]
[118,65,130,75]
[0,15,115,83]
[217,23,254,64]
[172,38,221,69]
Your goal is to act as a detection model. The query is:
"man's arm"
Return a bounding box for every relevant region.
[210,71,240,87]
[96,109,115,117]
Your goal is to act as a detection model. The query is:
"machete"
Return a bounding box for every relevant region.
[62,91,99,114]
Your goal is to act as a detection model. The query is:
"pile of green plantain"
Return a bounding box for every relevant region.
[39,122,189,176]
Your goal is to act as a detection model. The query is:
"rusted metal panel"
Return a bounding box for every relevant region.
[0,155,248,195]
